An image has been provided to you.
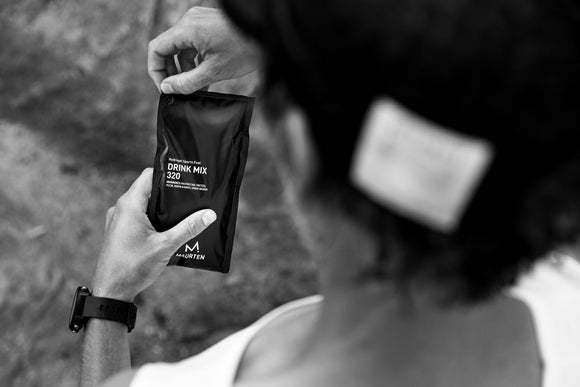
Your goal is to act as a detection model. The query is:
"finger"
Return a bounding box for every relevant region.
[176,48,198,73]
[162,209,216,248]
[148,26,198,90]
[125,168,154,211]
[192,52,210,92]
[166,55,179,77]
[160,59,216,94]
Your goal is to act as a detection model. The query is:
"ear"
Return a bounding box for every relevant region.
[276,106,319,195]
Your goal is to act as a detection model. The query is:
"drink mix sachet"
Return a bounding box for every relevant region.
[148,91,254,272]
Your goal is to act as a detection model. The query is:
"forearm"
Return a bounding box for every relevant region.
[78,168,213,386]
[81,318,130,387]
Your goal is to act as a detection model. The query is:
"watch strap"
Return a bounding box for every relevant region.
[82,296,137,332]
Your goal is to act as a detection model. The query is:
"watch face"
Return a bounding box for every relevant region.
[69,286,90,333]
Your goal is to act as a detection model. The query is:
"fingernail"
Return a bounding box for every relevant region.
[161,82,174,94]
[202,210,216,226]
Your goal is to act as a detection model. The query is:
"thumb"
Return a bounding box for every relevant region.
[162,209,216,249]
[160,60,216,94]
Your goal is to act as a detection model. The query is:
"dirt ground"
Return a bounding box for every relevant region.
[0,1,318,386]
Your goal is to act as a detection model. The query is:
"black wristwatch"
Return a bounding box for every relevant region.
[68,286,137,333]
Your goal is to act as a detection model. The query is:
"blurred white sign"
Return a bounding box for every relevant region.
[350,98,494,233]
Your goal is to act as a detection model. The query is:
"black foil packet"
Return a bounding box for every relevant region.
[148,91,254,272]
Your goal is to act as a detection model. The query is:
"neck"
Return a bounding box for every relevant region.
[275,201,539,386]
[303,213,449,353]
[299,208,502,366]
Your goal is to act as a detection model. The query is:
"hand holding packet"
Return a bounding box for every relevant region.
[148,91,254,272]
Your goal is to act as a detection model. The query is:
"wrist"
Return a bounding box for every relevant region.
[69,286,138,333]
[91,283,136,303]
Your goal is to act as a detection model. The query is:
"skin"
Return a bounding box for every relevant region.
[83,6,543,387]
[86,110,542,387]
[232,110,542,387]
[147,7,260,94]
[80,169,216,387]
[83,8,257,386]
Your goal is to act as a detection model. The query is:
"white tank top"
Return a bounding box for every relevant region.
[131,257,580,387]
[510,255,580,387]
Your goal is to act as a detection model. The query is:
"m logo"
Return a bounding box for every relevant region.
[185,241,200,253]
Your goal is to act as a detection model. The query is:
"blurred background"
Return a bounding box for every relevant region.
[0,0,318,386]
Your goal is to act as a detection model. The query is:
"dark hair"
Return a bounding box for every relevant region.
[222,0,580,301]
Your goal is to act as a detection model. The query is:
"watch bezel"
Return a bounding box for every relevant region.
[69,286,91,333]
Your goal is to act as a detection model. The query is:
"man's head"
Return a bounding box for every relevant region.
[223,0,580,301]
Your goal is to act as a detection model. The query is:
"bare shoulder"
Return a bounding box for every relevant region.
[100,368,139,387]
[478,295,541,387]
